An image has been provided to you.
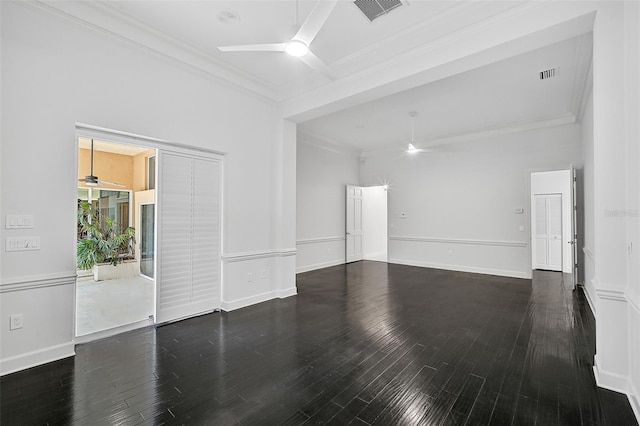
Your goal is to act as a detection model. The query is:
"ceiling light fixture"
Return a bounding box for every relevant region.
[407,111,418,153]
[284,40,309,57]
[217,0,337,79]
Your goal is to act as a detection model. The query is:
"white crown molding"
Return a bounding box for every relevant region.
[361,112,577,157]
[578,61,594,123]
[570,33,594,121]
[331,1,524,76]
[283,2,597,121]
[27,0,280,103]
[297,130,361,158]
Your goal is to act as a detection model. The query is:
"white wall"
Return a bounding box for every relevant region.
[0,2,289,374]
[623,1,640,419]
[589,3,640,419]
[581,91,596,311]
[296,138,360,273]
[361,123,582,279]
[362,186,388,261]
[530,170,573,274]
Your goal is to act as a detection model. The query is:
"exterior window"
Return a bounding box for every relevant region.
[147,155,156,190]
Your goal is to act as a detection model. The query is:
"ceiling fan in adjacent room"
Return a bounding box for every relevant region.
[79,139,125,188]
[405,111,438,154]
[217,0,337,80]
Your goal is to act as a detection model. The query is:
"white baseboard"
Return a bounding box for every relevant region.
[363,252,388,262]
[388,258,531,279]
[593,354,629,394]
[75,318,154,344]
[296,259,345,274]
[629,380,640,425]
[277,287,297,299]
[222,288,293,311]
[1,342,75,376]
[593,355,640,424]
[583,279,597,315]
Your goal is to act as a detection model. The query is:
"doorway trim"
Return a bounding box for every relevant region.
[530,170,573,274]
[74,123,225,343]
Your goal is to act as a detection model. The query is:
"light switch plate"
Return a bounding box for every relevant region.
[6,215,34,229]
[6,237,40,251]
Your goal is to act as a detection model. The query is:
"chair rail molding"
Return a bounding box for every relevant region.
[389,236,527,248]
[0,271,77,293]
[297,236,346,245]
[221,248,297,263]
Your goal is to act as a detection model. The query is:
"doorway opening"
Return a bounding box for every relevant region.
[76,136,157,339]
[346,185,388,263]
[530,170,575,277]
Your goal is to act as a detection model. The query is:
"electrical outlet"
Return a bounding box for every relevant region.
[10,314,23,330]
[247,272,253,282]
[261,270,268,279]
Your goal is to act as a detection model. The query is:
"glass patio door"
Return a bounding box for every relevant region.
[140,203,155,278]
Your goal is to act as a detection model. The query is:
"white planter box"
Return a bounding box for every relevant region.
[92,260,139,281]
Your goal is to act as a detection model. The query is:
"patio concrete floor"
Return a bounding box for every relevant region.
[76,275,154,336]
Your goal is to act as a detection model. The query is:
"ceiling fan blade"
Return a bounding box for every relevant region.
[295,0,338,45]
[298,50,336,80]
[218,43,286,52]
[99,180,126,188]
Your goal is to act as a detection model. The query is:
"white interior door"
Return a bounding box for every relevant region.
[534,194,562,271]
[346,185,364,263]
[570,165,578,288]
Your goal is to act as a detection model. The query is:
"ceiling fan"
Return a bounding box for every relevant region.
[218,0,337,80]
[405,111,437,154]
[79,139,125,188]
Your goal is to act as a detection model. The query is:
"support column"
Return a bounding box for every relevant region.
[273,119,297,298]
[592,1,629,392]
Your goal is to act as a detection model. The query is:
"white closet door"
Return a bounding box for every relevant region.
[157,152,221,323]
[346,185,364,263]
[548,194,563,270]
[534,195,548,269]
[534,193,562,272]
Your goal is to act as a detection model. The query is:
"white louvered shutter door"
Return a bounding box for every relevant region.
[157,152,221,323]
[191,157,220,308]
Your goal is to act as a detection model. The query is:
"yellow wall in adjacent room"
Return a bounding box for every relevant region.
[133,149,156,192]
[78,149,134,190]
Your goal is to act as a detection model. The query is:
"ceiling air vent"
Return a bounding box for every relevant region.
[539,67,559,80]
[354,0,404,22]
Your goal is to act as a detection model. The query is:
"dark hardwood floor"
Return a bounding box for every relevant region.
[1,261,638,425]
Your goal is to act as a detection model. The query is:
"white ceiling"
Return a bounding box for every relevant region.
[56,1,593,155]
[298,33,593,153]
[73,1,528,97]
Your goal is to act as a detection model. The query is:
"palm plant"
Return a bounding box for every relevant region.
[77,201,135,269]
